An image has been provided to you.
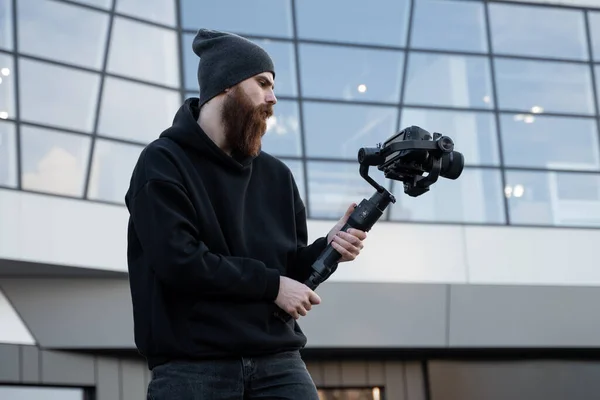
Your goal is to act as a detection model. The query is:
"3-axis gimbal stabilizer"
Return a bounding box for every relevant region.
[275,125,464,322]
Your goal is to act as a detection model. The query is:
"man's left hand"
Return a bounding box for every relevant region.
[327,203,368,263]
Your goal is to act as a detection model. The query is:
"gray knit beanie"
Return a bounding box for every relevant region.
[192,29,276,108]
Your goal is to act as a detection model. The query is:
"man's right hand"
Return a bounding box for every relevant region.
[275,276,321,319]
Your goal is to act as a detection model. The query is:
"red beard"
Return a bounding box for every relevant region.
[221,87,274,159]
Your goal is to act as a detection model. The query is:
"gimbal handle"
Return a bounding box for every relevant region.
[274,170,395,322]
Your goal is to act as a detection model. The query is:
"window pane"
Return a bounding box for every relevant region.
[261,100,302,157]
[589,12,600,61]
[257,39,297,97]
[506,170,600,227]
[303,102,398,160]
[180,0,293,37]
[19,59,100,132]
[0,121,17,187]
[107,17,179,87]
[0,54,15,120]
[296,0,410,47]
[0,0,13,50]
[489,3,588,60]
[20,126,91,197]
[494,58,595,115]
[88,139,143,203]
[500,114,599,170]
[400,108,499,166]
[17,0,109,69]
[403,53,493,109]
[308,161,390,219]
[181,33,197,91]
[411,0,487,52]
[98,77,180,143]
[390,168,505,224]
[116,0,176,26]
[0,385,85,400]
[299,44,404,103]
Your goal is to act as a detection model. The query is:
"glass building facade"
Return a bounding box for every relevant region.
[2,0,600,228]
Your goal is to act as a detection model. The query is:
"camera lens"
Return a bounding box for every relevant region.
[441,151,464,180]
[437,136,454,152]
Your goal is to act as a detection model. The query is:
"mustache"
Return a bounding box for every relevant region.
[257,103,274,119]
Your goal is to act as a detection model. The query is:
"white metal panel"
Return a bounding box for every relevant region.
[0,288,35,345]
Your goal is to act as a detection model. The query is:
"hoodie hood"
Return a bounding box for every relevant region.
[159,97,257,172]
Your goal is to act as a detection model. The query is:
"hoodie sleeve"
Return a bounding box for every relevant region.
[286,173,329,282]
[287,202,328,283]
[129,178,281,301]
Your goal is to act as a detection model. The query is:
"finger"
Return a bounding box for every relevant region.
[309,291,321,305]
[303,300,313,311]
[337,231,364,248]
[334,235,361,255]
[332,240,355,261]
[347,228,367,241]
[288,308,299,320]
[347,203,357,214]
[341,203,357,220]
[297,307,308,317]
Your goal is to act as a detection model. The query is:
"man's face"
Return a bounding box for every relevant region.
[221,72,277,158]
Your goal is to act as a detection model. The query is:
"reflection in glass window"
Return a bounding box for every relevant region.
[411,0,487,52]
[500,114,599,170]
[0,121,17,187]
[0,385,85,400]
[303,102,398,160]
[107,17,179,87]
[19,59,100,132]
[280,159,305,205]
[0,0,13,50]
[390,168,505,224]
[308,161,390,219]
[299,44,404,103]
[179,0,293,37]
[494,58,594,115]
[261,100,302,157]
[400,108,499,166]
[489,3,588,60]
[506,170,600,227]
[296,0,410,46]
[116,0,176,26]
[17,0,109,69]
[20,126,91,197]
[403,53,493,109]
[98,77,181,144]
[0,54,15,120]
[88,139,143,203]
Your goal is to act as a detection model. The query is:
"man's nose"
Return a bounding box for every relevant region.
[266,91,277,105]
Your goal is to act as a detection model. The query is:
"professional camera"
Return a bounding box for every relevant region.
[358,125,464,197]
[274,126,464,322]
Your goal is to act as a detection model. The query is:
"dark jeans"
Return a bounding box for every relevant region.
[147,350,320,400]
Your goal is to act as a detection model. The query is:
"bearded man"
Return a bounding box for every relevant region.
[124,29,368,399]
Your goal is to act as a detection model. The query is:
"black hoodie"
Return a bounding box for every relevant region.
[124,98,328,369]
